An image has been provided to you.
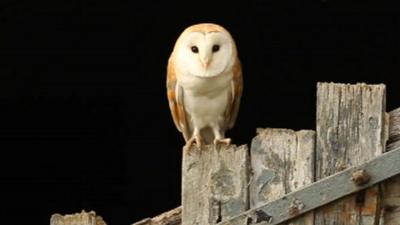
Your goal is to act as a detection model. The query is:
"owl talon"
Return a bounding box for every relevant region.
[186,135,203,148]
[213,138,231,146]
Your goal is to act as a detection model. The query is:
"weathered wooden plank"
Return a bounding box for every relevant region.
[382,108,400,225]
[131,106,400,225]
[182,144,249,225]
[249,128,314,225]
[217,144,400,225]
[131,207,181,225]
[50,210,107,225]
[388,108,400,149]
[130,107,400,225]
[315,82,387,225]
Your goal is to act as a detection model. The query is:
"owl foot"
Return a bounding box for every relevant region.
[213,138,231,146]
[186,135,203,148]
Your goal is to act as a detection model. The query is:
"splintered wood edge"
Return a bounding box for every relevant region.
[131,207,182,225]
[50,210,107,225]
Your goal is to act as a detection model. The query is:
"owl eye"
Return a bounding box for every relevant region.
[191,46,199,53]
[212,44,220,52]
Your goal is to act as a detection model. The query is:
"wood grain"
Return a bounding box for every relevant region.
[50,210,107,225]
[382,108,400,225]
[250,128,314,225]
[132,119,400,225]
[181,144,249,225]
[315,82,387,225]
[131,207,181,225]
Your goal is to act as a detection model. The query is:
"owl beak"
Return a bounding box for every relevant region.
[201,57,211,69]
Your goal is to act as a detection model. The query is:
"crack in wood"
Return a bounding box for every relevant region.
[355,189,366,206]
[216,201,222,223]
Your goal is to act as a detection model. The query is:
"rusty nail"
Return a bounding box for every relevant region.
[351,169,370,185]
[288,198,304,216]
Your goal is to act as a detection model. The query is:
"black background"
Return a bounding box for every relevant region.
[1,0,400,224]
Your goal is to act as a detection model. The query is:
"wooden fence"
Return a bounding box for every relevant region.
[52,82,400,225]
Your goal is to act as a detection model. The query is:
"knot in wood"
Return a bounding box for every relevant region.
[351,169,370,186]
[288,198,305,216]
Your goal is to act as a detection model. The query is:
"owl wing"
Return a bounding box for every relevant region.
[225,58,243,129]
[166,58,190,141]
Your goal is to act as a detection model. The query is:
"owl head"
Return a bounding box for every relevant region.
[171,23,238,78]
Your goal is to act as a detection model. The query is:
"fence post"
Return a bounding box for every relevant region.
[249,128,315,225]
[315,83,387,225]
[181,144,249,225]
[382,108,400,225]
[50,210,107,225]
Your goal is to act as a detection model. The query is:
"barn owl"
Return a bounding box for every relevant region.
[166,23,243,147]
